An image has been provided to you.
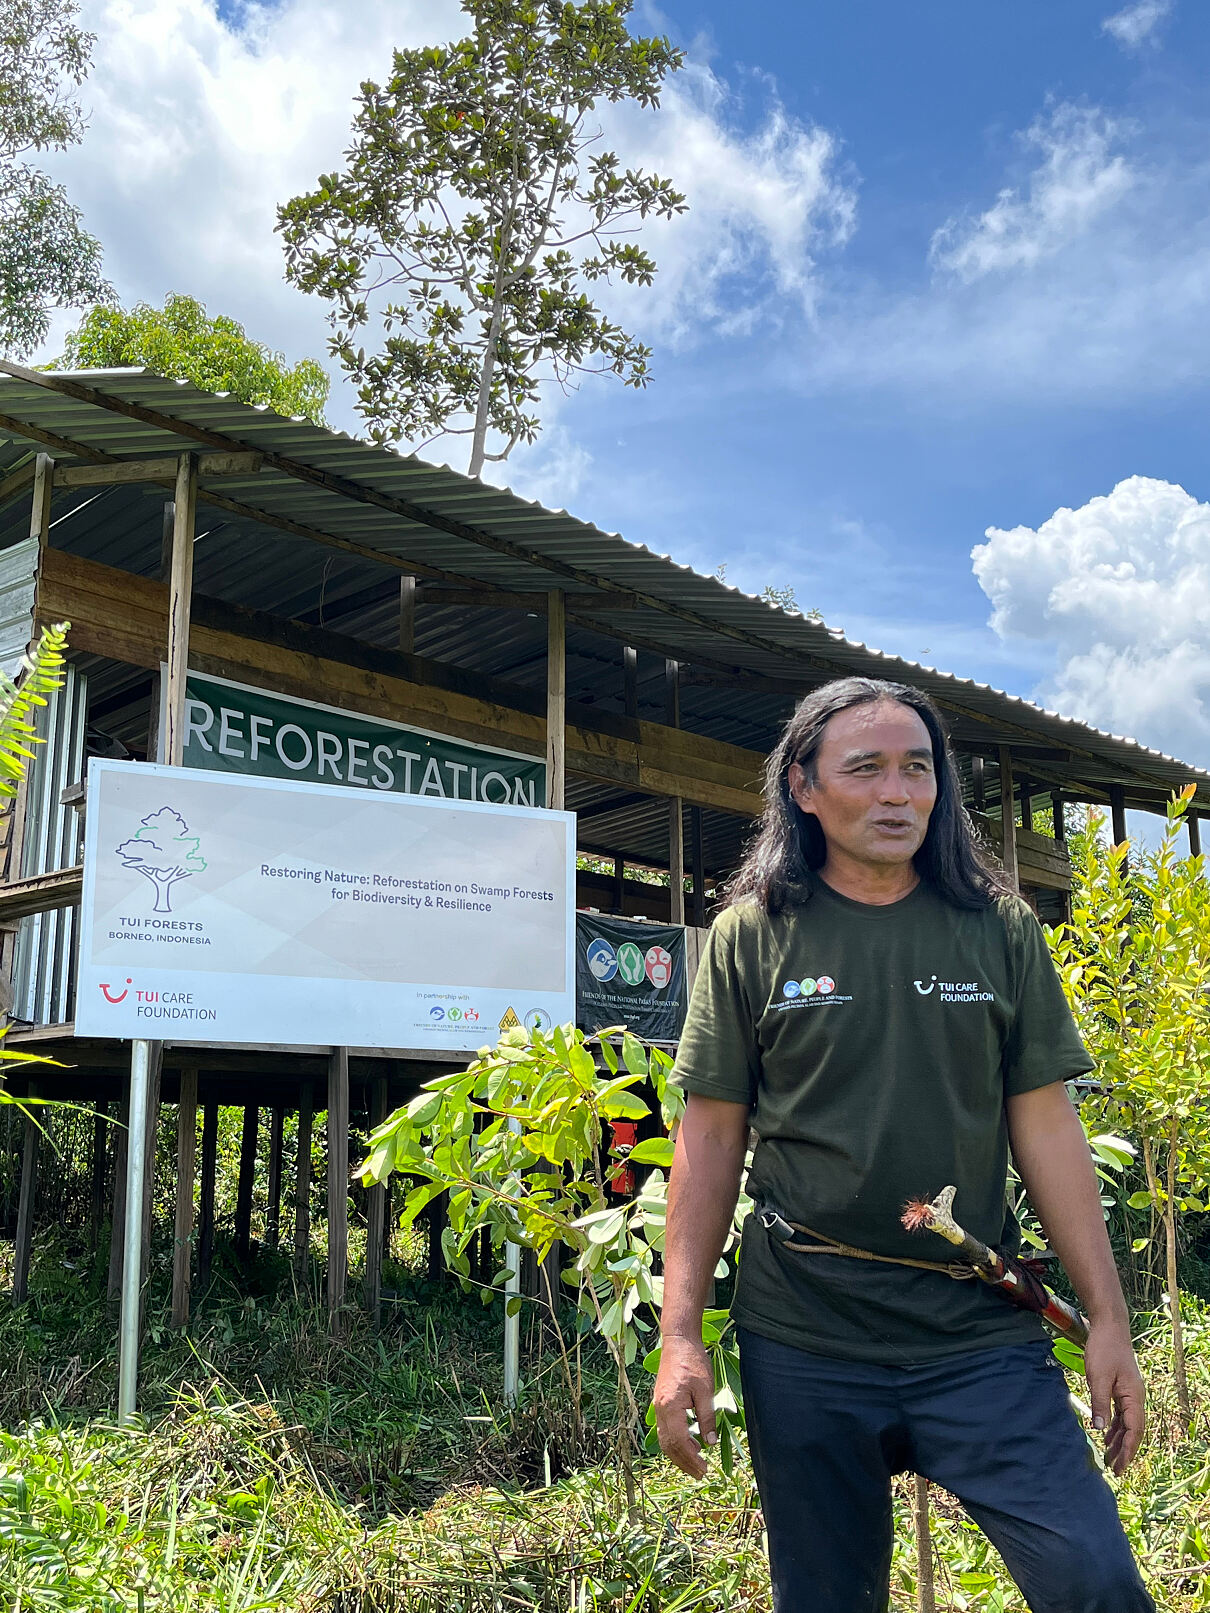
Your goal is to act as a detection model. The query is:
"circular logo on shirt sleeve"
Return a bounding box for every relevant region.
[782,979,801,998]
[800,977,818,996]
[816,976,835,995]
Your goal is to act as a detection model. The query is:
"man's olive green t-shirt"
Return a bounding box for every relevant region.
[672,876,1093,1364]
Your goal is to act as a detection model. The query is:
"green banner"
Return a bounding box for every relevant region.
[180,671,546,807]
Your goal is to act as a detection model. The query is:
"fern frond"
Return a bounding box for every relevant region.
[0,623,70,802]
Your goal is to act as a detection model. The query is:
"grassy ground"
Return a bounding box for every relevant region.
[1,1230,1208,1611]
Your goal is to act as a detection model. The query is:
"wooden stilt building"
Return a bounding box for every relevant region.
[1,362,1207,1333]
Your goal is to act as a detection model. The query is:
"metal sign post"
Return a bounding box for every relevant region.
[116,1037,152,1420]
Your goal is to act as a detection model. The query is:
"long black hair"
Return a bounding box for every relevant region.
[727,676,1013,914]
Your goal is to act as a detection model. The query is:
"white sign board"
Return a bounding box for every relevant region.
[76,760,576,1049]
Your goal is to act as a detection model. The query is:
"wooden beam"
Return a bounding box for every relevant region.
[0,459,36,509]
[971,754,986,814]
[398,575,415,655]
[234,1104,258,1259]
[198,1099,218,1290]
[53,451,262,489]
[294,1083,314,1283]
[265,1105,284,1250]
[171,1068,198,1328]
[690,805,706,928]
[666,659,685,926]
[417,586,640,612]
[12,1092,39,1302]
[89,1101,108,1254]
[547,589,566,812]
[1189,810,1202,859]
[29,453,53,546]
[612,852,625,913]
[998,748,1019,892]
[1052,792,1066,846]
[1110,785,1129,850]
[364,1077,387,1326]
[0,866,82,921]
[623,645,639,721]
[326,1049,349,1322]
[163,453,198,766]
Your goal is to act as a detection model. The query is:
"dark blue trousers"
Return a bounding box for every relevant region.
[738,1328,1154,1613]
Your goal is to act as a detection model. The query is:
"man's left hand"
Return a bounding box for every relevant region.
[1084,1321,1146,1476]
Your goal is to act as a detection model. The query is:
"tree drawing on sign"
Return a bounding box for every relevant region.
[115,807,207,913]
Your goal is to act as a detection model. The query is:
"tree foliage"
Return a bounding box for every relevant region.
[278,0,686,475]
[0,0,111,356]
[61,295,330,422]
[1049,789,1210,1427]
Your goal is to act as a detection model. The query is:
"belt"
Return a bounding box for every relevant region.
[757,1206,977,1281]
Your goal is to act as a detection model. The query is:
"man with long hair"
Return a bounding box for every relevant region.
[653,677,1152,1613]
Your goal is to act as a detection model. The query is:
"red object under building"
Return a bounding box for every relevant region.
[608,1120,639,1196]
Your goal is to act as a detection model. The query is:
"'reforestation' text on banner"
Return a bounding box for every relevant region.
[76,761,575,1049]
[174,669,546,807]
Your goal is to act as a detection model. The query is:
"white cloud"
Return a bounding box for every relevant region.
[34,0,856,460]
[930,105,1134,281]
[972,476,1210,766]
[805,99,1210,406]
[1102,0,1173,50]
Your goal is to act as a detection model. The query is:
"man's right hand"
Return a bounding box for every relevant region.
[653,1332,717,1478]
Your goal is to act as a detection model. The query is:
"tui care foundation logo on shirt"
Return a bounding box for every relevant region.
[914,974,994,1003]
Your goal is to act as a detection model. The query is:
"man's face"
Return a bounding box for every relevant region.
[787,700,938,869]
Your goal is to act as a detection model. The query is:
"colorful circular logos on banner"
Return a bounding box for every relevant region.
[644,945,673,990]
[525,1007,552,1031]
[587,937,618,982]
[616,941,646,987]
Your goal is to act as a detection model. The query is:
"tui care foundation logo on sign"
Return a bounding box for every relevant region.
[175,670,545,807]
[115,807,207,913]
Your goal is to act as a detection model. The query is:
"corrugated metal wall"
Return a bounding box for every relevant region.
[12,665,88,1025]
[0,537,37,680]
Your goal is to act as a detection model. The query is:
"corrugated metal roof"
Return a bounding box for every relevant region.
[0,362,1206,815]
[0,535,37,680]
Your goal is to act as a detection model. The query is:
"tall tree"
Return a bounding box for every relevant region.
[1,0,111,356]
[277,0,686,476]
[62,295,330,423]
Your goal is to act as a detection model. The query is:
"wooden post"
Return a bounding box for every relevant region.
[198,1100,218,1290]
[327,1049,349,1321]
[971,754,986,814]
[399,575,416,655]
[265,1106,284,1250]
[1051,791,1066,845]
[622,645,638,721]
[1019,781,1033,835]
[690,805,706,928]
[293,1083,314,1283]
[89,1102,108,1255]
[107,1090,129,1304]
[162,452,198,767]
[666,659,685,925]
[234,1105,258,1259]
[12,1090,39,1303]
[30,453,53,549]
[139,1047,163,1293]
[427,1193,447,1281]
[1189,810,1202,859]
[1109,785,1128,852]
[171,1069,198,1328]
[997,748,1019,891]
[546,590,566,810]
[364,1077,388,1325]
[612,853,625,914]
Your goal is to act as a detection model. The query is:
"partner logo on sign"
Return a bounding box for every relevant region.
[616,941,646,988]
[99,978,133,1004]
[115,806,207,914]
[644,945,672,990]
[525,1008,552,1031]
[587,937,618,982]
[429,1005,446,1020]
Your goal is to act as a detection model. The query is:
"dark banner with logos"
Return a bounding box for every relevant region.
[575,913,687,1042]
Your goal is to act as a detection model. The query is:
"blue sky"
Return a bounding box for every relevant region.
[36,0,1210,775]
